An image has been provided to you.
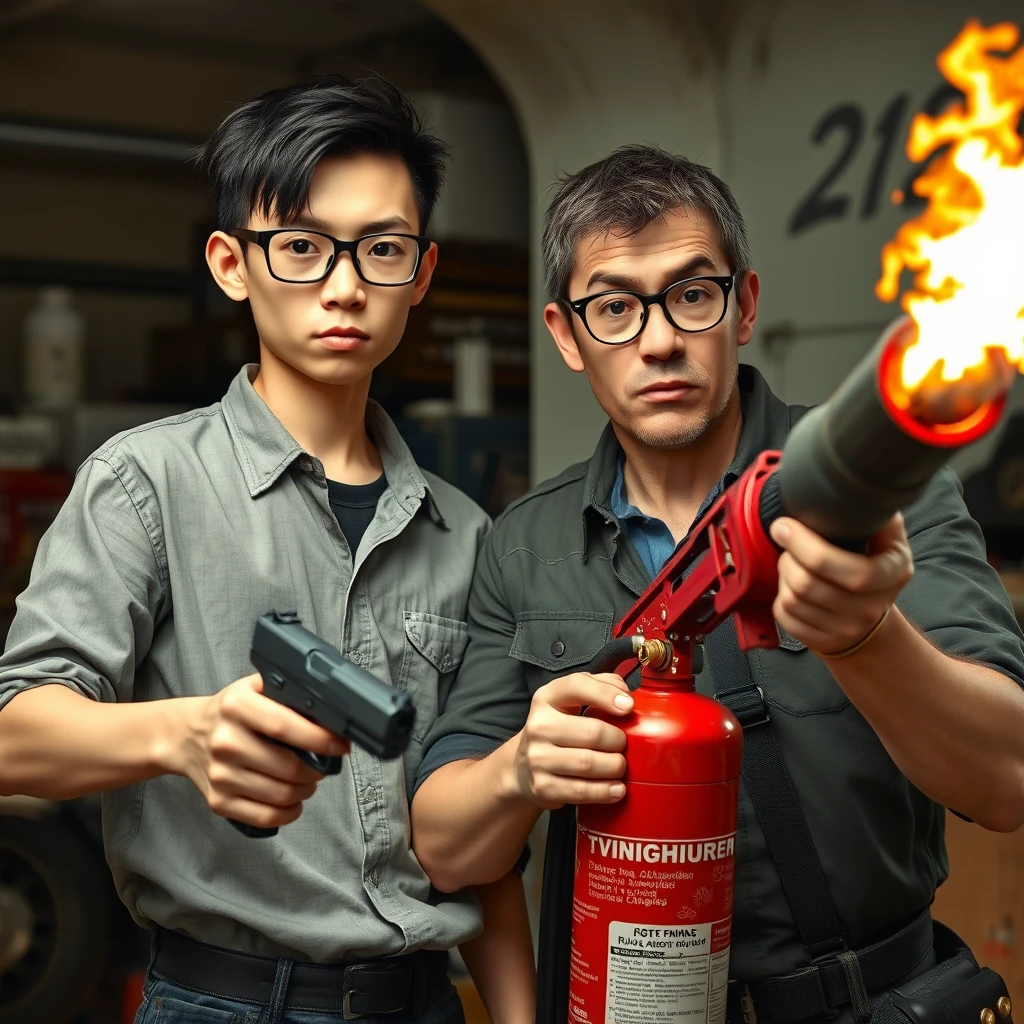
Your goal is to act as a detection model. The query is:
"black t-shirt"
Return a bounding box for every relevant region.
[327,474,388,555]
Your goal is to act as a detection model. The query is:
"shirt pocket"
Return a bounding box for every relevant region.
[509,610,613,693]
[399,611,470,743]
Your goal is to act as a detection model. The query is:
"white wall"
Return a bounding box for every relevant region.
[411,92,528,245]
[428,0,1024,483]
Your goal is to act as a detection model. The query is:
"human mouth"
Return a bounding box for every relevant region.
[636,380,698,403]
[315,326,370,351]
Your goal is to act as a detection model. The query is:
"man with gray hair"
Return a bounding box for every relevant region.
[410,144,1024,1022]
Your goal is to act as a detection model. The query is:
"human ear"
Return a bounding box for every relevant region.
[544,301,586,373]
[409,242,439,307]
[736,270,760,347]
[206,232,249,302]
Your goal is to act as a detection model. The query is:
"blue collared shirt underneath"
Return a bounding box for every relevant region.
[609,453,726,579]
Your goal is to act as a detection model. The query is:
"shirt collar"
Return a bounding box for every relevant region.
[220,365,448,528]
[581,363,792,553]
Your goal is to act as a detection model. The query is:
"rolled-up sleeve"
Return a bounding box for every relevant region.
[901,465,1024,686]
[0,454,165,708]
[416,522,531,788]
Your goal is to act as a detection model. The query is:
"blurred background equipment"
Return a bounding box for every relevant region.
[0,0,1023,1022]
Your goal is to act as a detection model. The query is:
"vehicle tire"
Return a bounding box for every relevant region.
[0,813,111,1024]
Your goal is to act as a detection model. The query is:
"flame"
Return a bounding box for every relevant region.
[876,19,1024,418]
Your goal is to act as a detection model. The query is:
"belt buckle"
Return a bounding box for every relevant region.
[343,987,369,1021]
[343,962,408,1020]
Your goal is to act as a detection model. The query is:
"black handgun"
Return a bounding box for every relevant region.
[229,610,416,838]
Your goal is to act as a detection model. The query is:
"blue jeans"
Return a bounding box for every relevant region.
[133,971,467,1024]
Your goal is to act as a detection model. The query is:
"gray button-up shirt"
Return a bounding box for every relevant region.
[0,366,491,963]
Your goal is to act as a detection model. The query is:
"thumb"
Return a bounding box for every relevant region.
[585,673,635,714]
[869,511,907,554]
[237,672,265,694]
[590,671,631,692]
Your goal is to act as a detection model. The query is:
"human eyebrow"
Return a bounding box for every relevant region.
[584,254,723,293]
[360,216,415,235]
[277,214,335,233]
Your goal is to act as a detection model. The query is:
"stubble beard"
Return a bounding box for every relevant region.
[615,362,738,452]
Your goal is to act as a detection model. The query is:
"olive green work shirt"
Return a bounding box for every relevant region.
[0,365,491,963]
[418,364,1024,984]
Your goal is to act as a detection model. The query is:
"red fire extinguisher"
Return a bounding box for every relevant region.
[567,642,742,1024]
[537,454,783,1024]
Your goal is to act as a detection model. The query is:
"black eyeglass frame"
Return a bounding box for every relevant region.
[567,274,737,345]
[229,227,432,286]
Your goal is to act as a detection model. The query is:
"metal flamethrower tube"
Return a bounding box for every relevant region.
[762,316,1008,543]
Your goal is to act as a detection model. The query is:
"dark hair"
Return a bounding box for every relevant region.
[197,75,448,233]
[541,144,752,302]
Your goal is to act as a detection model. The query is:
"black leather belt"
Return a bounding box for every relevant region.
[726,908,935,1023]
[151,927,450,1019]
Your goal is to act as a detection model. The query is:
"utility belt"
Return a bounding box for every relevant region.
[150,927,450,1019]
[706,621,1014,1024]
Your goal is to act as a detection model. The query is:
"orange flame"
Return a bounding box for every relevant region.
[876,20,1024,415]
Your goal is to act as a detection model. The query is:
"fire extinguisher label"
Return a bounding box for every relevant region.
[604,919,731,1022]
[570,826,735,1024]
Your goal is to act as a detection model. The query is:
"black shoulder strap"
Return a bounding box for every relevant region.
[704,618,849,961]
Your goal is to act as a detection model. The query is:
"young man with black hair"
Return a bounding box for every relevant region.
[411,145,1024,1023]
[0,76,534,1024]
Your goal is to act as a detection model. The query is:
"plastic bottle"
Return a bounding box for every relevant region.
[23,288,84,407]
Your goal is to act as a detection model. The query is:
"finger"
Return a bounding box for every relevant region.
[529,745,627,780]
[535,674,634,715]
[227,686,349,756]
[529,708,628,753]
[210,763,319,808]
[210,794,305,829]
[209,725,328,784]
[774,586,880,653]
[777,553,848,613]
[532,775,627,808]
[589,672,632,693]
[772,517,879,590]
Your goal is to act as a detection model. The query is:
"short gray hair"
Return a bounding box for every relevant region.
[541,144,752,302]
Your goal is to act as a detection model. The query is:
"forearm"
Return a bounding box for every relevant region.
[412,739,540,892]
[0,683,187,798]
[829,608,1024,830]
[460,871,536,1024]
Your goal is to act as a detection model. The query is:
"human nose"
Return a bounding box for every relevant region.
[636,301,685,361]
[319,251,365,307]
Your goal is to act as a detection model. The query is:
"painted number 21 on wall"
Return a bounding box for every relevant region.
[787,83,963,235]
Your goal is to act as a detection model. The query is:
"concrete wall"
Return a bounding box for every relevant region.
[426,0,1024,483]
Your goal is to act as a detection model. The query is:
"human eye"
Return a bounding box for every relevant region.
[366,236,408,259]
[596,294,638,318]
[274,233,324,258]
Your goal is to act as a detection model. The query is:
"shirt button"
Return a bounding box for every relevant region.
[551,639,565,658]
[368,869,379,886]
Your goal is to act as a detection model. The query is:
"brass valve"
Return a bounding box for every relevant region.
[637,638,671,671]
